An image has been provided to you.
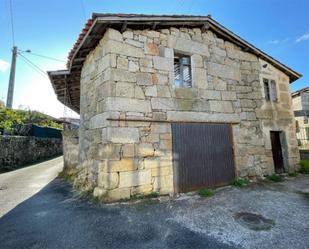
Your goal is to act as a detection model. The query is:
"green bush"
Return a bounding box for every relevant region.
[197,188,214,198]
[266,174,284,182]
[300,160,309,174]
[231,178,250,187]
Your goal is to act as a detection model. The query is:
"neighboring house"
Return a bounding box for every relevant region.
[48,14,301,200]
[292,87,309,149]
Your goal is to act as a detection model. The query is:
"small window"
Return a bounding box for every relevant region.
[263,78,278,102]
[304,117,308,124]
[263,79,270,101]
[296,120,300,132]
[174,54,192,88]
[270,80,278,102]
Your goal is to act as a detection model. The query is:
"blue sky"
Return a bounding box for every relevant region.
[0,0,308,117]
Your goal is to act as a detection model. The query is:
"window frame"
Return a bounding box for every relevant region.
[263,78,278,102]
[174,54,192,88]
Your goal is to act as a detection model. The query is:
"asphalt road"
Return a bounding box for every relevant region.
[0,157,63,218]
[0,158,308,249]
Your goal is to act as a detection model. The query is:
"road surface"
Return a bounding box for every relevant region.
[0,157,63,217]
[0,157,308,249]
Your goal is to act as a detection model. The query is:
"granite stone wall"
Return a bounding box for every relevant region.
[62,129,79,175]
[0,135,63,171]
[76,27,299,200]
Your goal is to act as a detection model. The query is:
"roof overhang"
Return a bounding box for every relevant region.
[48,14,302,113]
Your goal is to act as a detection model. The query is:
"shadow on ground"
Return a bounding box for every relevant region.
[0,178,237,249]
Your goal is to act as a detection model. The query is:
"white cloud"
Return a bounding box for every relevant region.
[268,39,280,44]
[296,33,309,43]
[0,59,9,72]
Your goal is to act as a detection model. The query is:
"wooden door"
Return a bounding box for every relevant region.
[172,123,235,193]
[270,131,285,173]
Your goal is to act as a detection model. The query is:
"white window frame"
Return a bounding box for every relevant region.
[174,54,192,88]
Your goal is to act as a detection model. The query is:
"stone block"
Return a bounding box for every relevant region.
[166,111,240,122]
[123,31,133,39]
[153,175,173,193]
[98,172,119,189]
[105,40,144,58]
[139,58,153,68]
[157,85,171,98]
[221,91,237,100]
[116,57,128,69]
[122,144,135,157]
[110,68,136,82]
[153,56,173,71]
[106,127,139,143]
[128,60,139,72]
[136,73,153,85]
[131,184,153,195]
[93,187,107,198]
[209,100,234,113]
[106,97,151,112]
[191,54,203,68]
[208,62,241,81]
[145,42,159,55]
[167,35,209,56]
[145,86,157,97]
[199,90,221,100]
[192,68,207,89]
[89,113,109,129]
[107,188,131,200]
[105,28,123,42]
[137,143,155,157]
[108,158,136,172]
[151,98,175,110]
[115,82,135,97]
[151,166,172,177]
[119,170,151,188]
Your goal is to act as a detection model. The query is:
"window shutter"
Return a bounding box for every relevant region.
[174,58,181,87]
[263,79,270,101]
[270,80,277,102]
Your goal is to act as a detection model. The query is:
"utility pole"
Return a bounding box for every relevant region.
[6,46,17,108]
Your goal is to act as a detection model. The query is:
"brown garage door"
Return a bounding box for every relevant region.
[172,123,235,193]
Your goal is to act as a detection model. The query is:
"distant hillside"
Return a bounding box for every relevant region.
[0,105,62,134]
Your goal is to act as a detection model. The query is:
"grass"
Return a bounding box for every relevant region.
[197,188,214,198]
[288,172,298,177]
[300,160,309,174]
[144,192,159,199]
[266,174,284,182]
[231,178,250,187]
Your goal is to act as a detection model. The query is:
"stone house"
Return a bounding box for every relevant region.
[292,87,309,149]
[48,14,301,200]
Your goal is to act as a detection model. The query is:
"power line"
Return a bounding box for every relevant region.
[18,53,49,78]
[18,56,47,79]
[18,49,66,62]
[9,0,15,46]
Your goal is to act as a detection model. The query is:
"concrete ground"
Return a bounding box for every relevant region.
[0,158,308,249]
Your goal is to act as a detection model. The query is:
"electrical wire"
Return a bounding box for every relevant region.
[18,53,49,78]
[9,0,15,46]
[18,49,66,62]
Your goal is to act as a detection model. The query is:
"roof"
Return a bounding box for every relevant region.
[292,86,309,98]
[48,13,302,113]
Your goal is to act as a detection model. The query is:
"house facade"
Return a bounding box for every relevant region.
[49,14,301,200]
[292,87,309,149]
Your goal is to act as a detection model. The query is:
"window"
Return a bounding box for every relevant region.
[263,79,270,101]
[174,54,192,88]
[304,117,308,124]
[263,78,278,102]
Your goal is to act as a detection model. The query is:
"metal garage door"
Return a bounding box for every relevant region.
[172,123,235,193]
